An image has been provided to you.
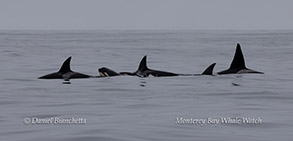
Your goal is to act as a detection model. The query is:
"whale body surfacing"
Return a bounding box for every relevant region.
[39,56,91,81]
[217,43,263,75]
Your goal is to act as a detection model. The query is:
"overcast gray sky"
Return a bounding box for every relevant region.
[0,0,292,30]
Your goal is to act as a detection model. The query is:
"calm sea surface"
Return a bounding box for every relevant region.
[0,30,293,141]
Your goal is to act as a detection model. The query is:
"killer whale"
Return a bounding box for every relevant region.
[217,43,263,75]
[98,56,177,77]
[120,56,178,77]
[100,55,216,77]
[39,56,92,81]
[98,67,120,77]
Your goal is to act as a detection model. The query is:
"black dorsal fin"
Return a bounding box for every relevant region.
[58,56,72,73]
[137,55,149,71]
[202,63,216,75]
[229,43,246,69]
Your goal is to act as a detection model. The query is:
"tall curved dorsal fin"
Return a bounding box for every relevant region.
[58,56,72,73]
[137,55,149,71]
[229,43,246,69]
[202,63,216,75]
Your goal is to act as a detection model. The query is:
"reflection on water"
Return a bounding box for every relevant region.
[139,79,147,87]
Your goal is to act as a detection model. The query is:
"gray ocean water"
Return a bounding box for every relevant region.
[0,30,293,141]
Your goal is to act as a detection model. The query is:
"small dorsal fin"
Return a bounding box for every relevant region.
[137,55,149,71]
[202,63,216,75]
[58,56,72,73]
[229,43,246,69]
